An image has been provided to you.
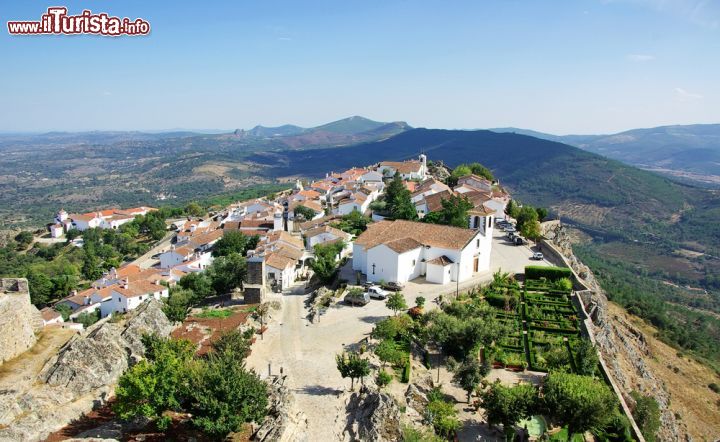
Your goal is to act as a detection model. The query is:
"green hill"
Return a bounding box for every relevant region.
[249,128,720,366]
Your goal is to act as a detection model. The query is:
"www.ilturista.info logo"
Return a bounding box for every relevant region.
[7,7,150,36]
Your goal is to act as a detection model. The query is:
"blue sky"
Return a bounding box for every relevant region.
[1,0,718,134]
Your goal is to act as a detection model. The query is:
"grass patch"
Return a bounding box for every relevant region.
[194,308,233,319]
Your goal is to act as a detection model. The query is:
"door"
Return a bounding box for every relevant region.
[473,256,479,273]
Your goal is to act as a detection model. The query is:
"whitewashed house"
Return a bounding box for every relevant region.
[304,225,352,250]
[96,279,169,318]
[159,246,196,268]
[40,307,64,326]
[352,218,493,285]
[378,154,427,180]
[49,223,64,238]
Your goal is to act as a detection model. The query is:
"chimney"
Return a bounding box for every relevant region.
[122,277,129,289]
[71,289,78,296]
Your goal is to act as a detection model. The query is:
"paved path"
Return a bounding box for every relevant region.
[246,282,396,440]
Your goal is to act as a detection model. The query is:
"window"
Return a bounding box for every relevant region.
[476,239,480,248]
[412,259,416,266]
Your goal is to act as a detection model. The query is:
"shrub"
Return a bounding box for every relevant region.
[525,265,572,281]
[377,370,393,388]
[401,357,412,383]
[554,277,573,292]
[709,383,720,394]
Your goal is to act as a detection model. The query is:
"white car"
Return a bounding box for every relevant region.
[531,252,544,260]
[365,285,390,300]
[504,226,516,233]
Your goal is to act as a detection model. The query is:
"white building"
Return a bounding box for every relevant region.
[159,246,196,268]
[304,225,352,250]
[40,307,64,326]
[94,279,169,318]
[378,154,427,180]
[352,218,493,285]
[49,223,64,238]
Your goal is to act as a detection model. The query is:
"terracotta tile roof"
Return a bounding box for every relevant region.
[265,252,296,270]
[385,237,423,253]
[354,220,477,251]
[223,221,240,230]
[297,189,321,199]
[379,160,422,174]
[69,213,98,222]
[112,280,166,299]
[412,178,450,197]
[274,245,304,261]
[468,205,496,216]
[404,181,418,192]
[422,190,455,213]
[427,255,454,266]
[62,288,96,306]
[40,307,61,321]
[297,214,342,231]
[189,229,224,247]
[304,225,350,240]
[116,264,142,278]
[266,231,305,250]
[457,174,493,189]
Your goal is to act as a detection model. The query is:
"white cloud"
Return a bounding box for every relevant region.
[626,54,655,62]
[674,87,703,101]
[277,36,292,41]
[102,91,112,96]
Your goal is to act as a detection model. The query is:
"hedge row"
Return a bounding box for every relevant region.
[525,265,572,281]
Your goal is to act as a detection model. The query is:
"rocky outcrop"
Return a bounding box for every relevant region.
[0,299,172,442]
[543,223,687,442]
[0,278,39,365]
[340,388,401,442]
[252,376,309,442]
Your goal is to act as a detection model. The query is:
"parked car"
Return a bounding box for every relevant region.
[514,236,526,245]
[531,252,544,260]
[381,281,404,292]
[504,226,516,233]
[344,292,370,306]
[365,285,390,300]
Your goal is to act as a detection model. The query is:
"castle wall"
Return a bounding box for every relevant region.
[0,278,39,365]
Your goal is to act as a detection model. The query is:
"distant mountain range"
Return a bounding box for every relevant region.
[234,116,410,142]
[491,124,720,186]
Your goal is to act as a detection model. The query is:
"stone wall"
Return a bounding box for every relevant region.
[0,278,40,365]
[540,222,685,442]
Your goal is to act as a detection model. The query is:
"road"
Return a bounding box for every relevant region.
[133,232,176,269]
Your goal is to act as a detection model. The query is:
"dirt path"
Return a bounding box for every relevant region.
[246,283,389,440]
[0,327,75,390]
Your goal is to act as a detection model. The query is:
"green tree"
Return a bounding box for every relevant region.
[452,357,489,403]
[371,314,414,341]
[447,164,472,187]
[630,391,661,442]
[178,272,214,303]
[384,171,406,213]
[573,340,599,376]
[467,162,494,181]
[184,202,205,217]
[515,205,539,233]
[424,388,461,438]
[542,372,618,438]
[311,241,345,283]
[55,303,71,321]
[505,199,520,218]
[188,351,268,437]
[336,352,371,390]
[26,269,53,306]
[386,292,408,316]
[207,253,247,295]
[81,250,103,280]
[15,231,34,250]
[521,219,542,245]
[375,339,410,368]
[536,207,549,221]
[113,336,195,428]
[163,288,193,322]
[212,230,258,257]
[416,296,426,308]
[211,329,252,362]
[423,194,473,227]
[294,205,317,220]
[480,382,538,441]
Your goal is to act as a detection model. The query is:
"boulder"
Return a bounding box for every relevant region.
[341,388,401,442]
[0,299,172,442]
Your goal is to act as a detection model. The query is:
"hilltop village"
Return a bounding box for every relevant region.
[40,155,517,325]
[2,156,653,442]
